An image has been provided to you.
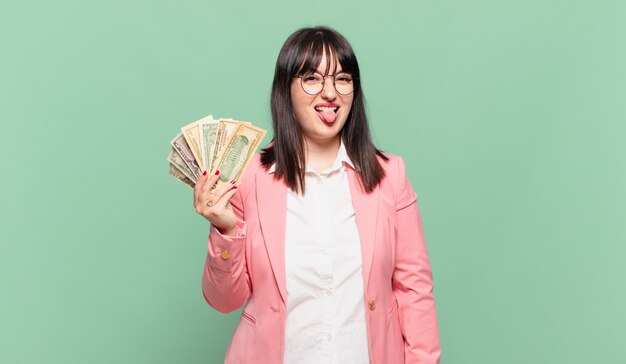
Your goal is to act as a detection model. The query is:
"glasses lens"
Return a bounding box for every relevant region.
[301,72,324,95]
[334,73,353,95]
[299,72,354,95]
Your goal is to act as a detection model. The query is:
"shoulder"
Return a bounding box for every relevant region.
[376,152,417,209]
[377,152,407,182]
[247,153,265,173]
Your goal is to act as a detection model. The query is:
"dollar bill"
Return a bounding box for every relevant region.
[170,132,201,179]
[212,119,241,171]
[167,147,197,183]
[169,163,195,189]
[199,120,219,172]
[213,123,267,188]
[181,115,213,169]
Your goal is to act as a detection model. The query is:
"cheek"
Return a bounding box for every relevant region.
[291,98,308,121]
[341,97,354,117]
[290,87,315,119]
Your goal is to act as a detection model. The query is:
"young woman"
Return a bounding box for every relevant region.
[193,26,440,364]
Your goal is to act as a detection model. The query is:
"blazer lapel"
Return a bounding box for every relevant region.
[346,165,380,290]
[255,165,379,303]
[256,169,288,304]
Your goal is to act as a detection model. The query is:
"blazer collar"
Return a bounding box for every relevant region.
[346,164,380,290]
[255,168,288,303]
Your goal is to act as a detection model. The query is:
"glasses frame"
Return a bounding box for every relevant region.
[293,71,355,96]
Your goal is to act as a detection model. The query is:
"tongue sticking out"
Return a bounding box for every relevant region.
[317,109,337,124]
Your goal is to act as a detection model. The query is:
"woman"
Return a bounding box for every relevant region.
[193,26,440,364]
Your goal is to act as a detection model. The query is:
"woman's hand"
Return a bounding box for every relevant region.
[194,170,239,235]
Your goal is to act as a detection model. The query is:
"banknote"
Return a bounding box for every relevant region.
[181,115,213,169]
[170,132,202,179]
[199,120,219,172]
[213,123,267,188]
[167,147,197,183]
[169,163,195,189]
[212,119,241,171]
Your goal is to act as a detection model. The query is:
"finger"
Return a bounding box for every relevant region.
[214,184,238,210]
[196,170,221,207]
[193,170,208,207]
[202,170,221,195]
[210,179,237,204]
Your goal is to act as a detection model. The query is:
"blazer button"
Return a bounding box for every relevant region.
[219,249,231,260]
[368,299,376,311]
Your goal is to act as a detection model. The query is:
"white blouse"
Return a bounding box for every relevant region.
[271,142,370,364]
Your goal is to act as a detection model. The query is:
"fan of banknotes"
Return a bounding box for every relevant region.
[168,114,267,189]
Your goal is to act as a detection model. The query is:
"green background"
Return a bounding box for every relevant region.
[2,0,625,363]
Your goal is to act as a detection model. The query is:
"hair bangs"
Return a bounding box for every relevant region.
[292,33,355,77]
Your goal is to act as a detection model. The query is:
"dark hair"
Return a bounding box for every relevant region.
[260,26,388,193]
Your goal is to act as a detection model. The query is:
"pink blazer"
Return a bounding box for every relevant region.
[202,153,441,364]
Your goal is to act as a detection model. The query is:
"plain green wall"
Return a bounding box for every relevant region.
[2,0,625,363]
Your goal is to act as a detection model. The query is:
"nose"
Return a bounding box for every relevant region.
[320,76,337,100]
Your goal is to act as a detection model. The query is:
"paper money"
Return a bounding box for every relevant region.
[199,120,219,172]
[167,147,197,183]
[212,119,241,171]
[181,115,212,169]
[169,163,195,189]
[169,115,267,190]
[213,123,267,188]
[170,132,202,179]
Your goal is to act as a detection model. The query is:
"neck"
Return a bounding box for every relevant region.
[304,137,341,173]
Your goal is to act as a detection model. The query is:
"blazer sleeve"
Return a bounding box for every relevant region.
[201,187,252,313]
[391,156,441,363]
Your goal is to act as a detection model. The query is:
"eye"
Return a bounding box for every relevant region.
[335,73,353,83]
[301,72,323,84]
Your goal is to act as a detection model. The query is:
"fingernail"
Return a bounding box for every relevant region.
[215,170,220,176]
[202,170,207,176]
[233,186,238,189]
[230,179,236,184]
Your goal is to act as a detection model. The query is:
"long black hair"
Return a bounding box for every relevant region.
[260,26,388,193]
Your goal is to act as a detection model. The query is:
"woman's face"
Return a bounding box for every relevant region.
[290,53,354,146]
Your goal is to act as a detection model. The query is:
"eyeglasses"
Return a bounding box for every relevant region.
[294,71,354,96]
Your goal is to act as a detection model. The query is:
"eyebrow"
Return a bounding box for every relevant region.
[309,69,351,76]
[309,65,348,75]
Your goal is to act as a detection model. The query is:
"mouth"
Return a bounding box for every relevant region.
[314,104,340,125]
[314,105,339,113]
